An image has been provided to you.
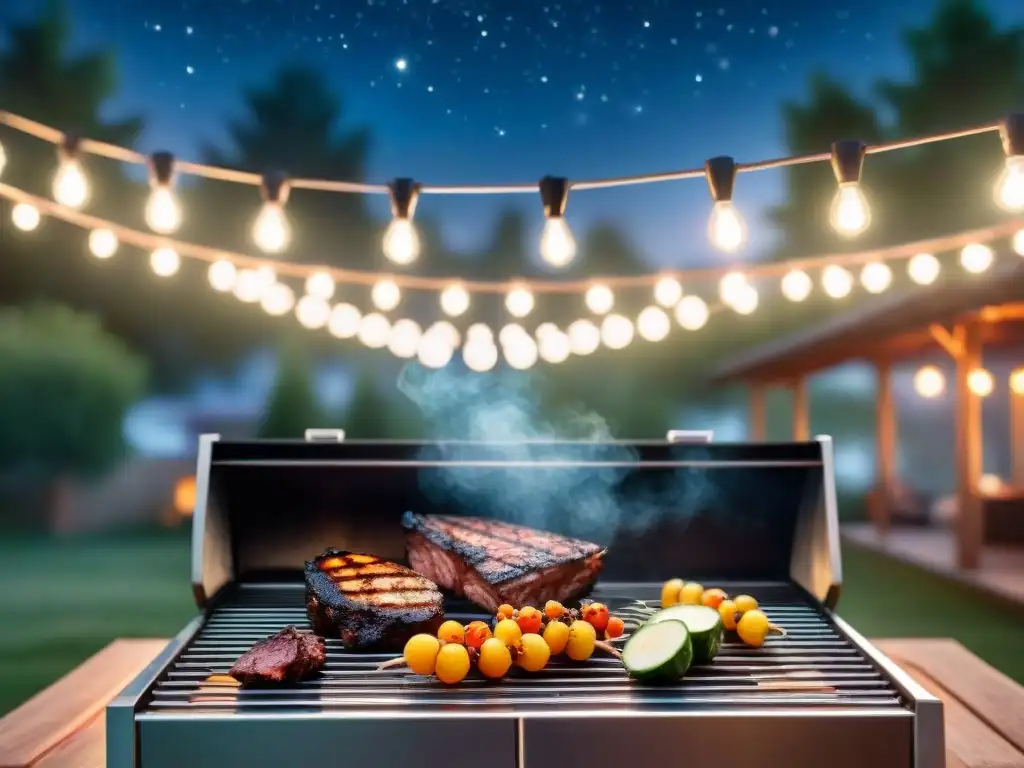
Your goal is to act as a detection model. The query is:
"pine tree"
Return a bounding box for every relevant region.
[258,344,327,438]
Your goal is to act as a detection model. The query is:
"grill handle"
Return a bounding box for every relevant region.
[304,428,346,443]
[666,429,713,443]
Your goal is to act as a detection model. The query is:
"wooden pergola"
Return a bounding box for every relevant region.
[708,260,1024,571]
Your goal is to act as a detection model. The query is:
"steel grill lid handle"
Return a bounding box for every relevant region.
[666,430,714,443]
[304,429,346,443]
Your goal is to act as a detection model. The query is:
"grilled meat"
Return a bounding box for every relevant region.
[229,626,326,685]
[304,549,444,651]
[402,512,606,613]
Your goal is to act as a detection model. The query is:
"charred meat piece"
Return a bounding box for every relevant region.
[402,512,606,614]
[229,626,326,685]
[304,549,444,651]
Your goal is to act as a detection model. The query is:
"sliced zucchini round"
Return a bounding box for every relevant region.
[647,604,723,665]
[622,619,693,682]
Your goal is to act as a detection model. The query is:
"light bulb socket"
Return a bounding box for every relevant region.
[388,178,420,220]
[539,176,569,219]
[1000,113,1024,158]
[57,133,82,163]
[148,151,176,188]
[704,156,736,203]
[831,140,866,185]
[260,171,290,205]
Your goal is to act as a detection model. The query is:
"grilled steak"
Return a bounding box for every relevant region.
[304,549,444,651]
[402,512,606,613]
[229,626,326,684]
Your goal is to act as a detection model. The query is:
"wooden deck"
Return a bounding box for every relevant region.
[843,523,1024,608]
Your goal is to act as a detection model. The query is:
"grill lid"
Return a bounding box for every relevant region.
[191,437,840,608]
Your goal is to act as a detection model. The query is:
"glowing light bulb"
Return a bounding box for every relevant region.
[718,271,747,305]
[1010,368,1024,396]
[12,203,40,231]
[0,140,6,177]
[504,334,538,370]
[208,260,237,292]
[499,323,528,348]
[707,200,746,253]
[636,306,671,342]
[388,319,422,358]
[505,285,535,317]
[535,322,559,341]
[463,339,498,372]
[600,314,634,349]
[731,284,759,315]
[960,243,994,274]
[261,283,295,316]
[780,269,812,302]
[150,247,180,277]
[540,217,577,267]
[327,303,362,339]
[829,182,871,236]
[53,159,89,208]
[907,253,940,285]
[914,366,945,398]
[252,203,290,253]
[358,313,392,348]
[674,295,709,330]
[417,329,454,369]
[538,329,571,363]
[567,319,600,355]
[968,368,994,397]
[860,262,892,294]
[305,271,335,301]
[382,218,420,265]
[585,284,614,315]
[467,323,494,345]
[654,276,683,307]
[995,155,1024,211]
[145,186,182,234]
[371,279,401,311]
[88,228,118,259]
[429,321,461,349]
[1013,229,1024,257]
[234,269,269,303]
[296,295,331,329]
[440,284,470,317]
[821,265,853,299]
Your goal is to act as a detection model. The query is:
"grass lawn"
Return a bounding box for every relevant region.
[1,531,1023,716]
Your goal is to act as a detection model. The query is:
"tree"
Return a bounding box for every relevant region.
[258,343,327,438]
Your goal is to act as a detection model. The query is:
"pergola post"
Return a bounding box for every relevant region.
[873,359,897,536]
[748,382,767,441]
[792,377,810,441]
[954,322,984,570]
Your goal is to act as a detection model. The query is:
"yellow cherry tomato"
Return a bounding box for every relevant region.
[517,606,543,635]
[494,618,523,646]
[734,594,759,614]
[518,633,552,672]
[737,609,771,648]
[718,599,739,631]
[403,633,441,675]
[434,642,471,684]
[437,620,466,644]
[543,619,570,654]
[496,604,515,620]
[477,637,513,678]
[701,588,727,610]
[661,578,684,607]
[680,582,705,605]
[605,616,625,639]
[566,620,597,661]
[544,600,565,620]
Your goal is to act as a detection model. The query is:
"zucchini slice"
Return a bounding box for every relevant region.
[648,604,724,664]
[622,619,693,682]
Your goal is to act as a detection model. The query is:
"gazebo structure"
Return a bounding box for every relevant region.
[708,258,1024,583]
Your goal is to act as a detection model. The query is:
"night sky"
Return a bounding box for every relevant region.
[5,0,1024,267]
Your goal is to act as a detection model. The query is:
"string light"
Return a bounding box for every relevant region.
[821,265,854,299]
[731,284,759,315]
[860,262,892,294]
[145,152,182,234]
[467,323,494,345]
[305,271,336,301]
[504,333,539,370]
[440,283,471,317]
[429,321,461,349]
[505,284,535,317]
[960,243,994,274]
[87,228,118,259]
[996,114,1024,211]
[600,314,634,349]
[252,172,291,253]
[417,327,455,368]
[52,136,89,209]
[636,306,671,342]
[654,276,683,307]
[357,313,392,348]
[464,337,499,372]
[371,278,401,311]
[234,268,268,303]
[1010,368,1024,396]
[327,303,362,339]
[388,318,422,358]
[538,176,577,267]
[261,282,295,316]
[296,295,331,329]
[780,269,812,302]
[150,247,180,277]
[705,156,746,253]
[907,252,941,285]
[829,140,871,237]
[914,365,945,398]
[383,178,421,265]
[1012,228,1024,256]
[208,260,237,292]
[0,139,6,177]
[12,202,40,231]
[968,368,994,398]
[538,328,571,363]
[535,322,559,341]
[584,284,615,315]
[566,319,601,355]
[718,271,748,305]
[674,295,709,330]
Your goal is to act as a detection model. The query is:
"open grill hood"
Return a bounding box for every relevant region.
[107,435,944,768]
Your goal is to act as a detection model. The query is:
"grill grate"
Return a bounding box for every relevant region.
[141,582,907,716]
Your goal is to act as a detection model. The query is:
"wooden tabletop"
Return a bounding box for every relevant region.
[1,637,1023,768]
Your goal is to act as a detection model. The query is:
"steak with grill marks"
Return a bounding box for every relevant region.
[304,549,444,651]
[229,626,326,684]
[402,512,606,613]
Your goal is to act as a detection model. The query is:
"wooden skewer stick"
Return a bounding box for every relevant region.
[595,640,623,659]
[377,657,408,671]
